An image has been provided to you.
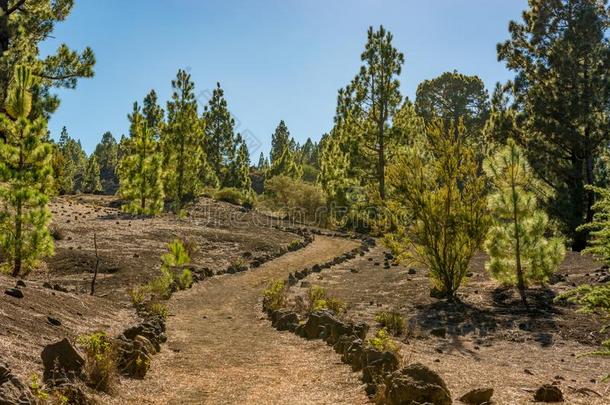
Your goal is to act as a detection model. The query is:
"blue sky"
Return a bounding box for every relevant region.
[40,0,528,158]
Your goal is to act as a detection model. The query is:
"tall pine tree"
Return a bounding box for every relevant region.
[225,133,252,191]
[93,131,118,194]
[497,0,610,250]
[267,121,301,179]
[335,25,405,200]
[203,82,235,185]
[163,69,216,211]
[82,154,102,194]
[0,66,54,276]
[119,102,164,215]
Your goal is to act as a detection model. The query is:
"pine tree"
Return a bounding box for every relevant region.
[93,131,118,194]
[317,130,355,209]
[497,0,610,250]
[54,126,87,194]
[336,25,405,200]
[225,134,252,191]
[257,152,269,171]
[118,102,164,215]
[0,2,95,122]
[163,69,215,211]
[0,66,54,276]
[267,121,302,179]
[203,82,236,185]
[299,138,316,166]
[82,154,102,194]
[269,120,291,165]
[415,71,490,136]
[143,89,165,139]
[484,139,565,306]
[268,146,301,179]
[386,120,488,300]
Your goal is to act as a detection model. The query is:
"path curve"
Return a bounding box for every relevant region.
[112,235,369,404]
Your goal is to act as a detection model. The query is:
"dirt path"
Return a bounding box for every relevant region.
[112,235,368,405]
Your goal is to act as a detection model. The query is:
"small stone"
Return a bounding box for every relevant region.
[459,388,494,405]
[534,384,564,402]
[47,316,62,326]
[15,280,26,288]
[408,268,417,275]
[4,288,23,299]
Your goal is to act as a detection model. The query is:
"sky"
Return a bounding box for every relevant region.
[40,0,528,158]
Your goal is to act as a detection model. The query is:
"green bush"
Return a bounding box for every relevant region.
[146,302,169,319]
[147,268,174,300]
[263,279,287,311]
[129,286,147,306]
[307,285,327,309]
[287,239,302,251]
[307,286,347,314]
[215,187,246,205]
[301,164,319,183]
[375,311,405,336]
[77,332,117,393]
[161,239,192,291]
[264,176,326,224]
[228,257,248,273]
[177,268,193,289]
[367,328,400,353]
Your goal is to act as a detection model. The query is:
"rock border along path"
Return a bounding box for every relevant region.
[112,234,369,404]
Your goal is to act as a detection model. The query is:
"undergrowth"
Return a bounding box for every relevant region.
[367,328,400,354]
[263,279,286,311]
[375,311,405,336]
[77,331,117,393]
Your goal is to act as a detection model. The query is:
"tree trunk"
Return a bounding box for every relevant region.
[571,156,587,252]
[378,132,385,200]
[511,176,528,308]
[12,198,22,277]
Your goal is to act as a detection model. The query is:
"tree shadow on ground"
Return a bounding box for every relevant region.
[410,286,559,350]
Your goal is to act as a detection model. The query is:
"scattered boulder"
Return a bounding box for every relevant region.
[4,288,23,299]
[0,362,34,405]
[47,316,62,327]
[408,268,417,275]
[460,387,493,404]
[385,363,452,405]
[341,339,365,371]
[116,337,152,379]
[273,311,299,332]
[15,280,26,288]
[297,310,338,340]
[534,384,564,402]
[41,338,86,384]
[361,348,400,384]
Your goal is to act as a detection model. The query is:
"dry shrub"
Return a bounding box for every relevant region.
[375,311,405,336]
[264,176,326,224]
[307,285,347,314]
[367,328,400,354]
[77,331,117,393]
[263,279,287,311]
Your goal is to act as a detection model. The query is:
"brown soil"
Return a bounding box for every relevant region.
[286,244,610,404]
[0,274,136,382]
[40,195,299,301]
[110,235,367,404]
[2,195,298,386]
